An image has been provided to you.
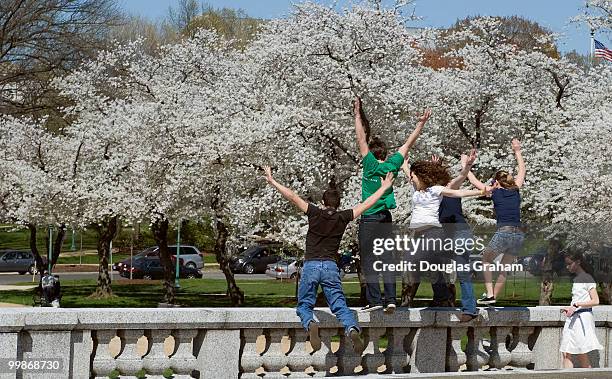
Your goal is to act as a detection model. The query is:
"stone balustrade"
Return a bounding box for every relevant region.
[0,306,611,378]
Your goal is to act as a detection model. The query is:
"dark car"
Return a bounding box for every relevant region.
[119,257,202,280]
[230,245,281,274]
[0,250,40,275]
[113,245,204,272]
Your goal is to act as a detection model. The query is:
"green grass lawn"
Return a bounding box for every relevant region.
[1,276,573,308]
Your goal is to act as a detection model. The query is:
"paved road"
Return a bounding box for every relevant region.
[0,271,278,285]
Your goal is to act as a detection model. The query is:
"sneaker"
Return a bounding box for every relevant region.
[477,294,496,305]
[384,303,396,314]
[359,304,383,312]
[458,313,478,322]
[308,321,321,351]
[348,328,364,355]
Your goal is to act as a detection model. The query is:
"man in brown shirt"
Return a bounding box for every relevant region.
[264,166,394,354]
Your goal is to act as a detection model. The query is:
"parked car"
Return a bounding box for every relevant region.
[0,250,40,275]
[119,257,202,280]
[113,245,204,271]
[230,245,282,274]
[265,258,298,279]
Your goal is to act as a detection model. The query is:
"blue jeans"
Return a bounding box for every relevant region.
[296,260,359,336]
[359,210,396,306]
[452,228,478,316]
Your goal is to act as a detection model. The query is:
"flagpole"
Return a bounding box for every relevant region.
[590,29,595,66]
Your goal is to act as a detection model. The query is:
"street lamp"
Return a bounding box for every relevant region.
[47,225,53,274]
[175,219,181,289]
[70,228,76,251]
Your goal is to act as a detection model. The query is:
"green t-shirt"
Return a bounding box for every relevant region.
[361,151,404,215]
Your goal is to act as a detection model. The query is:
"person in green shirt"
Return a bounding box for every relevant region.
[354,96,431,313]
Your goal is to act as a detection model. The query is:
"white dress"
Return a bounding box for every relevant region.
[559,272,604,354]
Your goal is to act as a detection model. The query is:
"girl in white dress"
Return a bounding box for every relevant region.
[560,251,603,368]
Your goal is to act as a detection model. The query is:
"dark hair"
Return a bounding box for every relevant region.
[494,170,518,190]
[368,136,388,161]
[563,251,595,277]
[410,160,451,188]
[322,188,341,209]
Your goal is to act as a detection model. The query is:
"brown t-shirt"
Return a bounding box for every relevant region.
[305,204,354,261]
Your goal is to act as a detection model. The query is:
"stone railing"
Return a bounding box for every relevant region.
[0,306,611,378]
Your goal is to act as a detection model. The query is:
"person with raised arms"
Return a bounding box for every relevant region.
[401,150,490,308]
[433,151,480,321]
[467,139,526,305]
[264,166,395,354]
[354,96,431,313]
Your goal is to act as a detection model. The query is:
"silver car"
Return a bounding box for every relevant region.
[0,250,38,275]
[265,258,298,279]
[113,245,204,271]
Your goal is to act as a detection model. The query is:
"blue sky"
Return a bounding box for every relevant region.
[118,0,605,55]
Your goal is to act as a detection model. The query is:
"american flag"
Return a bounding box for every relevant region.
[594,39,612,62]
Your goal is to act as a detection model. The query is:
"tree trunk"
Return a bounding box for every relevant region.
[214,216,244,306]
[401,271,420,307]
[539,237,561,305]
[27,223,45,272]
[51,224,67,267]
[90,216,118,299]
[599,282,612,305]
[152,218,176,304]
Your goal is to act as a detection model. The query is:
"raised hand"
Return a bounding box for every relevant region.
[263,165,273,183]
[461,148,477,168]
[417,109,432,124]
[354,96,362,115]
[431,154,441,165]
[380,172,395,189]
[511,138,521,152]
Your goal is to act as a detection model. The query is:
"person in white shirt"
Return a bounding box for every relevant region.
[560,251,603,368]
[401,151,490,305]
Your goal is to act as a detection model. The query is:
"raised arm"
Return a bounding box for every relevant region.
[401,157,410,179]
[397,109,431,158]
[447,149,477,189]
[354,97,369,157]
[264,166,308,213]
[352,172,394,219]
[512,138,526,188]
[441,186,490,198]
[467,171,486,191]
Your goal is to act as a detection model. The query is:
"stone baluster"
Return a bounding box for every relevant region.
[142,329,171,379]
[446,327,468,372]
[361,327,385,374]
[91,329,117,379]
[488,327,512,369]
[310,328,337,377]
[115,329,144,378]
[170,329,198,379]
[286,328,312,378]
[261,328,289,378]
[336,328,362,376]
[384,327,414,374]
[509,326,534,369]
[466,327,490,371]
[240,328,263,379]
